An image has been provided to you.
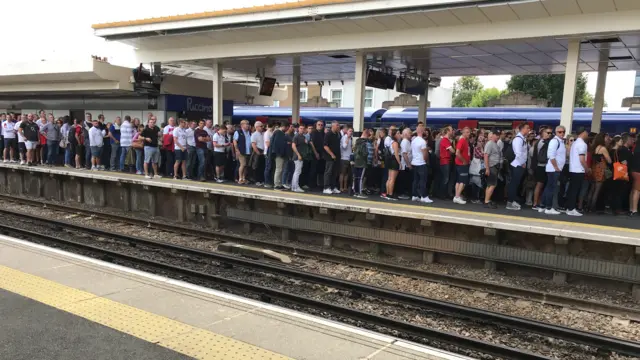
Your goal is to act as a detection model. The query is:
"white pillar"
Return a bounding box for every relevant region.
[418,84,429,125]
[292,57,301,124]
[353,51,366,133]
[591,45,609,134]
[560,39,581,133]
[212,61,223,126]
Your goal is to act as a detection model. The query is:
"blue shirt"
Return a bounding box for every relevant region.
[233,129,251,154]
[109,124,121,144]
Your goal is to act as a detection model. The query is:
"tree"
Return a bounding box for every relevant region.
[470,88,503,107]
[452,76,483,107]
[506,74,593,108]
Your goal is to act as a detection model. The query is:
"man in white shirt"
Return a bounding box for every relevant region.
[14,115,26,165]
[172,119,188,179]
[119,115,134,172]
[564,128,590,216]
[185,120,197,179]
[506,123,530,210]
[250,121,265,185]
[212,127,229,183]
[3,114,17,163]
[263,123,274,187]
[88,119,107,171]
[541,126,566,215]
[398,128,412,200]
[204,119,215,178]
[410,124,433,204]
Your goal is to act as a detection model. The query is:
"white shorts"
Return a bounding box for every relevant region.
[25,141,38,150]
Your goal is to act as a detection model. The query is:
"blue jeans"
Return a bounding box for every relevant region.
[282,159,293,186]
[439,164,450,198]
[543,172,560,209]
[508,165,526,203]
[134,148,144,173]
[412,165,427,199]
[186,146,196,179]
[264,155,273,185]
[47,141,59,165]
[119,146,130,171]
[64,145,72,165]
[196,148,206,180]
[85,143,92,169]
[110,143,120,170]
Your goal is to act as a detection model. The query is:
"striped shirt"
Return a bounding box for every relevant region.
[119,120,134,147]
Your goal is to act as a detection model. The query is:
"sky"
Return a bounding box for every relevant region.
[3,0,637,108]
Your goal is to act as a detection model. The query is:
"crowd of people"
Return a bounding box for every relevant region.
[1,111,639,217]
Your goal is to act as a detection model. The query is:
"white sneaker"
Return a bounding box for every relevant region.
[283,184,291,190]
[453,196,466,205]
[91,166,97,171]
[538,208,545,213]
[293,188,305,193]
[145,175,152,179]
[154,175,162,179]
[566,209,583,217]
[421,197,434,204]
[9,160,16,163]
[411,196,420,202]
[323,188,333,195]
[20,161,25,165]
[512,201,522,210]
[545,208,561,215]
[2,160,6,163]
[332,188,340,194]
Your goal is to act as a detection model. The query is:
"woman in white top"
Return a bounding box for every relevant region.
[398,128,412,200]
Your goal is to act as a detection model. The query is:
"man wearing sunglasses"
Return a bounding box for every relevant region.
[541,126,566,215]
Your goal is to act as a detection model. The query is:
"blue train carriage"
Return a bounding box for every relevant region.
[232,106,387,128]
[380,107,640,134]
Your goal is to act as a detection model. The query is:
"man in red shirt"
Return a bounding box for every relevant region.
[438,126,454,199]
[454,127,471,204]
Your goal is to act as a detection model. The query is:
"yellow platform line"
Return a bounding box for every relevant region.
[0,265,290,360]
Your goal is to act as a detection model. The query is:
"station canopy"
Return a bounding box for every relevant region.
[93,0,640,83]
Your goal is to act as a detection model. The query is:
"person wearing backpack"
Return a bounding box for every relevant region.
[352,130,370,199]
[531,127,551,210]
[507,123,530,210]
[541,126,566,215]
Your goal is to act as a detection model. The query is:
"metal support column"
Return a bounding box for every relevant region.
[592,45,610,134]
[212,61,224,126]
[418,84,429,125]
[560,39,581,132]
[292,57,301,124]
[353,51,366,134]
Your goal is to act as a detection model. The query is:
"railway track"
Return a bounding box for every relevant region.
[1,194,639,322]
[3,209,640,359]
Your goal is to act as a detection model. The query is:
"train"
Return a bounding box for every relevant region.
[232,106,640,134]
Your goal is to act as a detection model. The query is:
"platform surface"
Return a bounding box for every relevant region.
[0,235,466,360]
[4,163,638,245]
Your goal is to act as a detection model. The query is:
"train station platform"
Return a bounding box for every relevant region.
[1,163,638,244]
[0,235,465,360]
[2,163,640,290]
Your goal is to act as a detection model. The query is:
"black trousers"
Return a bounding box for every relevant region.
[564,173,584,211]
[323,158,340,190]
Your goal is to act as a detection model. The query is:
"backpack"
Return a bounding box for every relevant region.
[538,138,560,165]
[504,141,516,163]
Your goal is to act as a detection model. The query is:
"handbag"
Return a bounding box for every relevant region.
[613,150,629,181]
[132,138,144,149]
[469,157,482,176]
[59,136,68,149]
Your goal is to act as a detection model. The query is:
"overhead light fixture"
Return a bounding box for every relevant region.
[341,80,344,85]
[276,82,280,87]
[304,81,308,86]
[328,81,331,85]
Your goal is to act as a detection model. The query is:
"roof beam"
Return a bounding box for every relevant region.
[134,9,640,64]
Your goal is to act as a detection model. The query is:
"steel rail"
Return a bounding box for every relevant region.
[2,194,639,322]
[4,208,640,358]
[0,223,549,360]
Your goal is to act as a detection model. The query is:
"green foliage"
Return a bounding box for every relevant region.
[452,76,483,107]
[470,88,503,107]
[506,74,593,108]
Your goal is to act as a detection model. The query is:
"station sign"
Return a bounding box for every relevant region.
[165,95,233,118]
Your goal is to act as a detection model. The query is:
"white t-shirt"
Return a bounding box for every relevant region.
[185,128,196,147]
[163,125,174,135]
[410,136,427,166]
[204,126,215,149]
[3,121,16,139]
[545,137,566,172]
[569,137,588,173]
[264,129,272,154]
[400,138,411,170]
[212,132,227,153]
[251,131,264,151]
[173,127,187,150]
[14,121,25,143]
